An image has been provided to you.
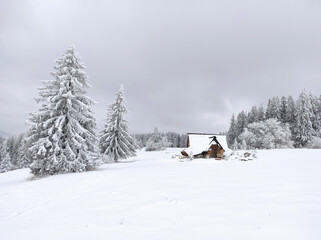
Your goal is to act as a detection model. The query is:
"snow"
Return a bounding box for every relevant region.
[1,148,321,240]
[183,134,232,156]
[215,135,232,155]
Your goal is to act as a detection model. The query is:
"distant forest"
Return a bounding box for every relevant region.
[227,90,321,150]
[134,132,187,148]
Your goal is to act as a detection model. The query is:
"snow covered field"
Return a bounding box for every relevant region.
[1,149,321,240]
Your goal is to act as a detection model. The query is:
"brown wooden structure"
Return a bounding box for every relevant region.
[181,133,226,159]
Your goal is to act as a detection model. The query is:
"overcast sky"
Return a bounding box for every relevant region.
[1,0,321,136]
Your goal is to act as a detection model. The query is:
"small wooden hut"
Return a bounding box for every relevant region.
[181,133,231,159]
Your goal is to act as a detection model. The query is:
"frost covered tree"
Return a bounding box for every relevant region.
[257,106,265,121]
[294,90,314,147]
[0,135,5,154]
[248,106,258,124]
[28,46,98,176]
[179,134,188,148]
[279,96,287,123]
[5,136,17,165]
[0,151,13,173]
[285,95,296,137]
[99,85,138,162]
[309,93,321,137]
[166,132,182,148]
[16,137,33,168]
[266,97,280,120]
[307,137,321,148]
[239,118,293,149]
[317,95,321,137]
[0,152,12,173]
[0,141,13,173]
[145,127,168,151]
[235,111,248,142]
[227,114,237,147]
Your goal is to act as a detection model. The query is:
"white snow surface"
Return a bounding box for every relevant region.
[183,134,232,156]
[1,148,321,240]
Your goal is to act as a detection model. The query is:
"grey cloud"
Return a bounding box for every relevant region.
[1,0,321,135]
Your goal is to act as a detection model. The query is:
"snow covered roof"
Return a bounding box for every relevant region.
[183,133,232,157]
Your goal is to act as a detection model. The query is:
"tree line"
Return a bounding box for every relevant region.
[227,91,321,149]
[134,130,187,149]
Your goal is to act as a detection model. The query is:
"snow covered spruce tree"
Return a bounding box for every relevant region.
[279,96,287,123]
[294,90,314,147]
[309,93,321,137]
[227,114,237,147]
[0,152,13,173]
[257,106,266,122]
[99,85,138,162]
[266,97,280,120]
[248,106,259,124]
[0,141,13,173]
[27,46,98,176]
[285,95,296,138]
[16,137,33,168]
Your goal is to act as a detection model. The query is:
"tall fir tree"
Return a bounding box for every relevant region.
[279,96,287,123]
[0,151,12,173]
[266,97,280,120]
[318,95,321,137]
[0,135,5,161]
[235,111,248,142]
[0,141,13,173]
[227,114,237,147]
[16,136,33,168]
[257,106,265,121]
[309,93,321,137]
[294,90,314,147]
[285,95,296,138]
[180,134,188,148]
[248,106,258,124]
[28,46,98,176]
[99,85,138,162]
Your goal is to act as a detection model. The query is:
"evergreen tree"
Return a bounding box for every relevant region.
[266,97,280,120]
[318,95,321,137]
[248,106,258,124]
[0,151,12,173]
[0,140,13,173]
[5,136,16,165]
[166,132,175,147]
[227,114,237,147]
[285,95,296,138]
[145,127,168,151]
[0,135,5,157]
[257,106,265,121]
[309,93,321,137]
[179,134,188,148]
[16,136,33,168]
[279,96,287,123]
[294,90,314,147]
[99,85,138,162]
[28,46,98,176]
[235,111,248,142]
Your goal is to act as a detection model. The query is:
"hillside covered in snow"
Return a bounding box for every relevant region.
[1,148,321,240]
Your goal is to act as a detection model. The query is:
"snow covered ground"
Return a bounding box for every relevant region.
[1,148,321,240]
